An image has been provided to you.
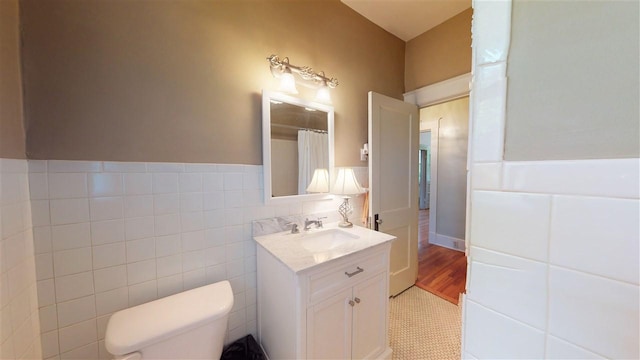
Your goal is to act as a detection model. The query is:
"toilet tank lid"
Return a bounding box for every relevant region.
[105,281,233,355]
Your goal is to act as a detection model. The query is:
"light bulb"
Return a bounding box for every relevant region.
[315,82,332,104]
[278,68,298,94]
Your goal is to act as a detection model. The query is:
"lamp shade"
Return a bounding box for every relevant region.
[332,168,364,195]
[278,68,298,94]
[315,82,332,104]
[306,168,329,193]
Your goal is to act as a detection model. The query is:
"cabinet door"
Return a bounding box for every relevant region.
[352,272,387,359]
[307,288,352,359]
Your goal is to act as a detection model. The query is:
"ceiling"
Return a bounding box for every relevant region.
[341,0,471,42]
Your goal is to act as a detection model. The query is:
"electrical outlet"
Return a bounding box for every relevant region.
[360,143,368,161]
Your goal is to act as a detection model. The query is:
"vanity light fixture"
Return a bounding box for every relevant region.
[332,168,365,228]
[267,54,338,103]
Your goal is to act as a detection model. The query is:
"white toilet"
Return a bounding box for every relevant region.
[105,281,234,360]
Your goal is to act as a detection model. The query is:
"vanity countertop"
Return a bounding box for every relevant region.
[253,222,395,273]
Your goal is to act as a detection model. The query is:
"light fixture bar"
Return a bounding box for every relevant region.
[267,54,339,89]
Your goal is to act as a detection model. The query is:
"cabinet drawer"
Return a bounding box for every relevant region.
[307,249,387,303]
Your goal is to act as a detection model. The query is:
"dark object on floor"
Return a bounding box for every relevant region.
[220,334,267,360]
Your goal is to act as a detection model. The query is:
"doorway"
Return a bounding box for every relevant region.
[414,97,468,305]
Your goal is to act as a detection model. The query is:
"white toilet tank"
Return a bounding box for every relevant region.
[105,281,233,359]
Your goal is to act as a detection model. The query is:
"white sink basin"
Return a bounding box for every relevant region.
[254,222,395,272]
[299,228,359,252]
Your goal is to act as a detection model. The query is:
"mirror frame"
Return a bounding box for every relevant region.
[262,90,335,204]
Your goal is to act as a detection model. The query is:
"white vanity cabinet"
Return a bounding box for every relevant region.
[307,270,387,359]
[256,241,393,360]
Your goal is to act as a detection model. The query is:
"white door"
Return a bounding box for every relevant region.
[368,91,419,297]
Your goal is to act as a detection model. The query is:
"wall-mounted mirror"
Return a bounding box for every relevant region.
[262,90,334,204]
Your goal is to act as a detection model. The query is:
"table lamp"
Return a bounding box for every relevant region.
[332,168,364,227]
[306,168,330,193]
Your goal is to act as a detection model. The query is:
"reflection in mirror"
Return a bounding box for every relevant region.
[263,91,334,204]
[271,102,328,196]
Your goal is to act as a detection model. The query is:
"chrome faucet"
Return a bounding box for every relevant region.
[304,218,318,231]
[304,217,327,231]
[285,222,299,234]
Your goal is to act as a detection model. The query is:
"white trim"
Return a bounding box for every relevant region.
[262,90,335,205]
[501,158,640,199]
[379,347,393,360]
[469,158,640,199]
[403,73,472,107]
[429,232,465,252]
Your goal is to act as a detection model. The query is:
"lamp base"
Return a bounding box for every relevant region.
[338,197,353,228]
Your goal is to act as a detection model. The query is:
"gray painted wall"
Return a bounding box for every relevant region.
[505,0,639,160]
[19,0,404,165]
[0,0,26,158]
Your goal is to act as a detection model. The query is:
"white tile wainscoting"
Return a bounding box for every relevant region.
[464,1,639,358]
[28,160,366,359]
[0,159,42,360]
[465,159,640,359]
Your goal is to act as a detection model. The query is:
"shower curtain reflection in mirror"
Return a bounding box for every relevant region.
[298,129,329,194]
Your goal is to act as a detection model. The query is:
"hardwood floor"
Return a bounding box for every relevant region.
[415,209,467,305]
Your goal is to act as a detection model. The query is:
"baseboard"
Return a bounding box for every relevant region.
[259,341,270,360]
[378,347,393,360]
[429,232,465,252]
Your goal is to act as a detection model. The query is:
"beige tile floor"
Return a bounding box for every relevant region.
[389,286,462,360]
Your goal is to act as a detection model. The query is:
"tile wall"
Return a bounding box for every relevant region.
[0,159,42,359]
[463,1,639,358]
[465,159,639,359]
[28,160,366,359]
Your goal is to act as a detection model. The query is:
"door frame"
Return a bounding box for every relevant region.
[403,73,471,252]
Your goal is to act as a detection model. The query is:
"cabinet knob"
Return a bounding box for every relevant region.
[348,300,355,307]
[354,297,361,304]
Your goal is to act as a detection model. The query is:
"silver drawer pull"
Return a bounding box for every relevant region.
[344,267,364,278]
